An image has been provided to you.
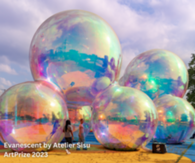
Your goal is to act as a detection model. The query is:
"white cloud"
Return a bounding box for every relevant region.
[112,0,195,74]
[0,77,12,88]
[0,64,17,75]
[0,0,195,82]
[0,84,5,89]
[0,55,10,64]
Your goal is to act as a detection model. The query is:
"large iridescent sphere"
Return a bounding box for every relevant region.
[29,10,122,106]
[0,81,68,152]
[153,95,195,144]
[92,84,158,150]
[119,49,188,100]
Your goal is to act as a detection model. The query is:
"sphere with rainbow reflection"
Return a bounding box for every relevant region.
[153,94,195,144]
[0,8,192,151]
[29,10,122,106]
[29,10,122,140]
[92,83,158,150]
[119,49,188,100]
[0,81,68,152]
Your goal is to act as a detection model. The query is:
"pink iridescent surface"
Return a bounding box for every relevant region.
[154,95,195,144]
[29,10,122,107]
[92,84,158,150]
[0,81,68,152]
[119,49,188,100]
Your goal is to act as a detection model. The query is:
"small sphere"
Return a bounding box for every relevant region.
[92,84,158,150]
[119,49,188,100]
[0,81,68,152]
[153,95,195,144]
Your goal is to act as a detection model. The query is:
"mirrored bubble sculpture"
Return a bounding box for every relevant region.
[119,49,188,100]
[92,84,158,150]
[0,81,68,152]
[153,95,195,144]
[29,10,122,106]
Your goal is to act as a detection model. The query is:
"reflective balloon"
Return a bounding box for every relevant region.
[0,81,68,152]
[119,49,188,100]
[92,84,158,150]
[29,10,122,106]
[153,95,195,144]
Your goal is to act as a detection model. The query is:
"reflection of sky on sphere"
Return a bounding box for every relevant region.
[30,10,122,106]
[153,95,195,144]
[119,49,188,100]
[0,81,68,152]
[92,84,158,150]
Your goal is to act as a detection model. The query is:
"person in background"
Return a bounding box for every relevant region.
[64,120,74,154]
[77,118,87,150]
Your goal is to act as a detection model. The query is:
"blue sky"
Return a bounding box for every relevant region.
[0,0,195,95]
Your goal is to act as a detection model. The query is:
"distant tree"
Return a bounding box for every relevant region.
[186,53,195,109]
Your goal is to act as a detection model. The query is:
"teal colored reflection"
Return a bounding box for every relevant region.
[153,95,195,144]
[119,49,188,100]
[29,10,122,106]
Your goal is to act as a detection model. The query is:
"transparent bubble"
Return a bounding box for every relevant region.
[0,81,68,152]
[92,84,158,150]
[153,95,195,144]
[29,10,122,106]
[119,49,188,100]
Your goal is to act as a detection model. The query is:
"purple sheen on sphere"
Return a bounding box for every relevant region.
[0,81,68,152]
[153,94,195,144]
[92,84,158,150]
[119,49,188,100]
